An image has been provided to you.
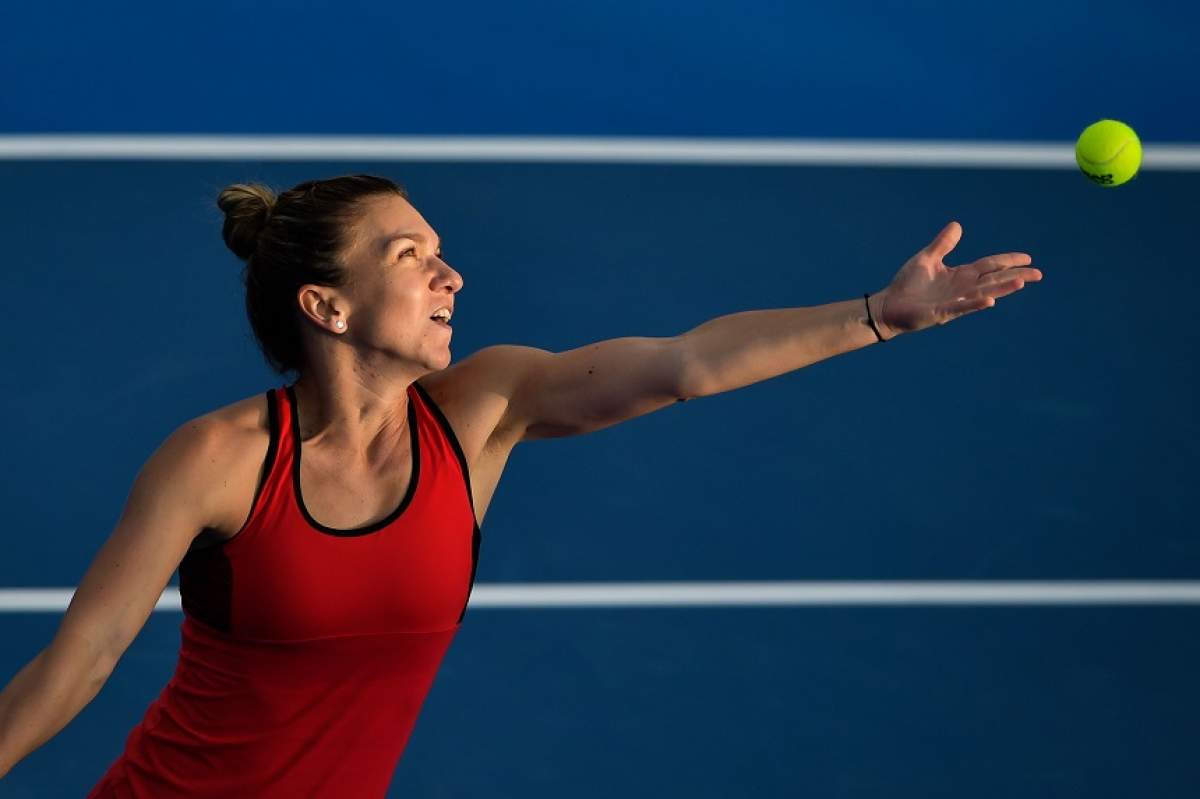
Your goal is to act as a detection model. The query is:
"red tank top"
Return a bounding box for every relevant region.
[87,381,481,798]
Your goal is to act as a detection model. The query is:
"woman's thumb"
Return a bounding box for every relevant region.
[925,220,962,260]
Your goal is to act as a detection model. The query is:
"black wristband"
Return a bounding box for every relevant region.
[864,293,887,342]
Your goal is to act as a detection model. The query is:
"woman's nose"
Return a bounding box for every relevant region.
[438,262,463,292]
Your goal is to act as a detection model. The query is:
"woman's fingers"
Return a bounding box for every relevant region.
[972,252,1035,275]
[988,276,1027,299]
[944,275,1030,316]
[978,266,1042,287]
[938,249,1043,320]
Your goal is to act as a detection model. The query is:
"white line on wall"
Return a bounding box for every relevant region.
[0,136,1196,168]
[3,582,1200,612]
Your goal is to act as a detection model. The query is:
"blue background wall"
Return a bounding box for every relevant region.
[3,0,1198,140]
[2,2,1198,796]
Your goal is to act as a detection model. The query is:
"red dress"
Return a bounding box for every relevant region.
[87,381,481,798]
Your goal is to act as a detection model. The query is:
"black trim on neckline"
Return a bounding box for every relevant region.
[411,379,483,624]
[286,383,421,537]
[411,380,477,518]
[238,387,280,536]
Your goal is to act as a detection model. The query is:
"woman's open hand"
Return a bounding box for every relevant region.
[874,221,1043,339]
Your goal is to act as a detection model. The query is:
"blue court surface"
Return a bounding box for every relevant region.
[2,2,1199,797]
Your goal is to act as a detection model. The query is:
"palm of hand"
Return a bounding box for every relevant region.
[878,221,1043,337]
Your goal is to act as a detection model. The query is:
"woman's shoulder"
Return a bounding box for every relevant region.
[200,388,274,437]
[179,389,277,544]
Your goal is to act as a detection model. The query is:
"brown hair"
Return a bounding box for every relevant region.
[216,174,409,376]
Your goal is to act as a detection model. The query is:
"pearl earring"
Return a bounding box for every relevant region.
[335,320,345,329]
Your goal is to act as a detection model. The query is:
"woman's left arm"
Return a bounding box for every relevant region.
[482,220,1041,439]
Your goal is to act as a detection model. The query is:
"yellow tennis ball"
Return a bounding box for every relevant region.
[1075,119,1142,187]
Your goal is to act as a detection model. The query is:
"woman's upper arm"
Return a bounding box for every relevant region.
[479,339,686,441]
[53,418,229,671]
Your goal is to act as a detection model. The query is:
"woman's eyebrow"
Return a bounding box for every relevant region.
[382,232,442,252]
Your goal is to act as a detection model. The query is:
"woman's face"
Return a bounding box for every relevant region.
[316,193,463,374]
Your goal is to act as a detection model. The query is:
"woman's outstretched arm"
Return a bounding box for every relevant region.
[467,220,1041,441]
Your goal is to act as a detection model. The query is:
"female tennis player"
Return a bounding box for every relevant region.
[0,174,1041,796]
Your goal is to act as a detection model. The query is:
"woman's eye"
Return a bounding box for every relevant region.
[401,247,416,259]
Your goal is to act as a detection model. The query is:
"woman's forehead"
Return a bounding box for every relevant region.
[352,195,437,253]
[361,194,427,234]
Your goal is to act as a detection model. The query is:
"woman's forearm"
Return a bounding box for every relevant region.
[0,634,114,779]
[678,291,895,399]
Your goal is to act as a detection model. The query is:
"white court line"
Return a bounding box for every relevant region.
[0,136,1197,168]
[3,583,1200,612]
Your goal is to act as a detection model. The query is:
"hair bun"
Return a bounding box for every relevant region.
[217,182,277,260]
